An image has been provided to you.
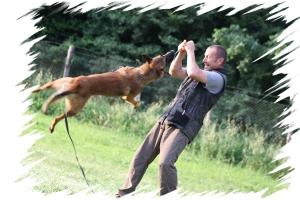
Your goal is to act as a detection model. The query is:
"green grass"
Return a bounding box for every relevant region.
[21,112,286,196]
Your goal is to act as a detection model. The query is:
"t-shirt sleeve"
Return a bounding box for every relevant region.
[204,71,226,94]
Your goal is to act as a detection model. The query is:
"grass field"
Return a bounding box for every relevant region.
[21,112,286,196]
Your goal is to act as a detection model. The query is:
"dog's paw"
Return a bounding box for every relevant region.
[49,126,54,133]
[133,102,141,109]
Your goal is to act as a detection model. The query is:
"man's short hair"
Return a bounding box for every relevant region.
[209,45,227,64]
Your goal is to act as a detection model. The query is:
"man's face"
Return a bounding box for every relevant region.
[202,47,223,70]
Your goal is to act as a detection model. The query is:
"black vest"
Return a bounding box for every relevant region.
[160,68,226,143]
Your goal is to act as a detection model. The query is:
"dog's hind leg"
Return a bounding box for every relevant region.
[49,95,89,133]
[49,110,78,133]
[49,113,65,133]
[64,95,89,116]
[42,90,72,114]
[49,94,89,133]
[50,112,76,133]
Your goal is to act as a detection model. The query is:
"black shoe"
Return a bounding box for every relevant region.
[116,188,135,198]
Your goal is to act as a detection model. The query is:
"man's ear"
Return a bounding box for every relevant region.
[217,57,225,66]
[142,55,152,64]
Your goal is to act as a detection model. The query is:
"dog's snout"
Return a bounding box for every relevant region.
[164,50,176,63]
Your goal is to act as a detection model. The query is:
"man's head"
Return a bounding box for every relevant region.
[203,45,227,70]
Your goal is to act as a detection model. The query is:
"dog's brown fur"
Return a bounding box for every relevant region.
[32,54,169,133]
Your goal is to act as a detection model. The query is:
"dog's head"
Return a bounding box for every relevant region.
[141,50,175,81]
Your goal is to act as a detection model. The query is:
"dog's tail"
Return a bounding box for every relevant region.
[32,82,54,93]
[42,90,72,114]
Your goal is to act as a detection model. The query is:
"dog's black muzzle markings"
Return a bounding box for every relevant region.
[163,50,177,76]
[164,50,176,63]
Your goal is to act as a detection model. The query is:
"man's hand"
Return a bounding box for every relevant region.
[169,40,188,80]
[184,40,195,53]
[178,40,187,53]
[185,40,207,84]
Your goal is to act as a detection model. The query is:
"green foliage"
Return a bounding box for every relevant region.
[189,120,282,173]
[75,96,163,136]
[211,90,287,144]
[212,24,281,92]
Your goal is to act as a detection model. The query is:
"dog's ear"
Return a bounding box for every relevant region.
[142,55,152,64]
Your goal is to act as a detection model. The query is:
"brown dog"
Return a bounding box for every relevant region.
[32,51,175,133]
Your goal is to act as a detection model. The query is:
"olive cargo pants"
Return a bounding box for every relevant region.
[117,121,189,196]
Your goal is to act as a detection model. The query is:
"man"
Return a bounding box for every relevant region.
[116,40,227,197]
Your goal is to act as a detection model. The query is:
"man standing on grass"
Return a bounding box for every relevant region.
[116,40,227,197]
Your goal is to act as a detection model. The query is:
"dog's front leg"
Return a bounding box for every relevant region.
[122,94,141,108]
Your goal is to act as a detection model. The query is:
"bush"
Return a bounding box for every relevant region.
[211,90,287,145]
[189,120,281,173]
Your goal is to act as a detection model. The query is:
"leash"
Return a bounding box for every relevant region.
[62,45,91,189]
[64,113,90,187]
